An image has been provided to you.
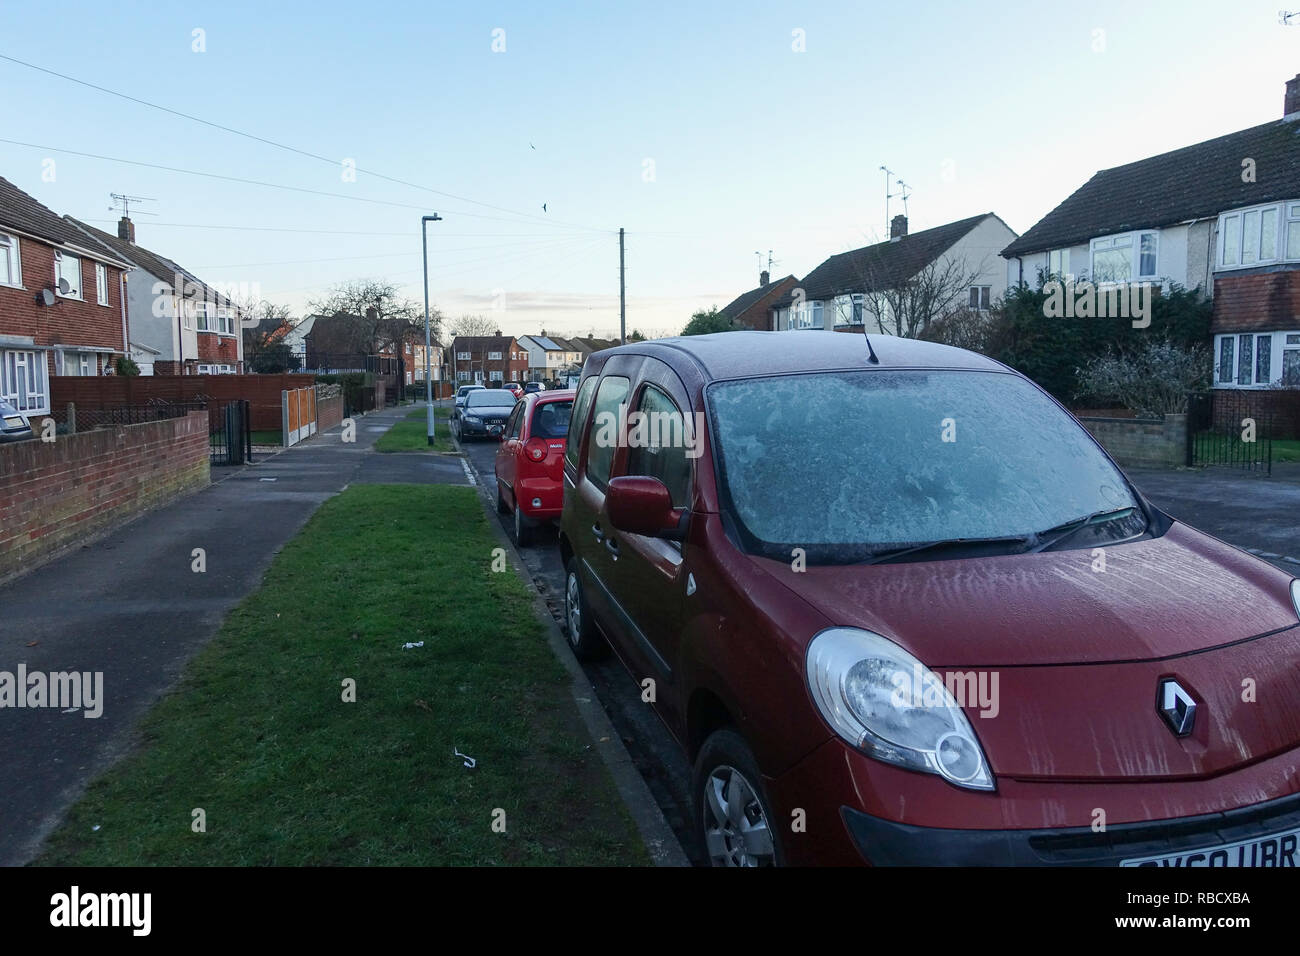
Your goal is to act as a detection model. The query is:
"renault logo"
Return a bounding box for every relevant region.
[1158,679,1197,737]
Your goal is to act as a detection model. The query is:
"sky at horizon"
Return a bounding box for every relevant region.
[1,0,1297,338]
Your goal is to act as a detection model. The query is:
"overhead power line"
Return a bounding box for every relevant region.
[0,52,607,233]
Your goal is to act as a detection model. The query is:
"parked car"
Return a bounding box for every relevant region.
[504,382,524,399]
[454,388,517,441]
[452,384,485,427]
[494,390,574,546]
[523,382,546,394]
[559,330,1300,867]
[0,399,33,443]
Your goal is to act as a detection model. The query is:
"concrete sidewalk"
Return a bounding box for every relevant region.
[1130,464,1300,571]
[0,405,466,865]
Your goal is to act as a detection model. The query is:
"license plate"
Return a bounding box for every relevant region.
[3,416,23,428]
[1121,824,1300,866]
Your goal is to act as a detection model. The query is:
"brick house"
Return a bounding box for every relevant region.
[1002,71,1300,399]
[0,177,134,426]
[718,271,798,330]
[450,335,528,385]
[69,216,243,375]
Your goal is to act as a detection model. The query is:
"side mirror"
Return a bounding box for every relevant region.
[606,476,684,539]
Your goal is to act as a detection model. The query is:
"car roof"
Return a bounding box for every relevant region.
[468,388,515,399]
[596,330,1006,382]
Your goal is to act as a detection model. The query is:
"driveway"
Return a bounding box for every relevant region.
[0,405,467,866]
[1129,464,1300,572]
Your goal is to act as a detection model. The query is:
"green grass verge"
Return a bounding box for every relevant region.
[249,430,282,446]
[375,409,454,453]
[1193,433,1300,463]
[37,484,647,866]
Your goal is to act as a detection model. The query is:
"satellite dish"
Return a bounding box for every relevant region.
[37,288,56,307]
[57,278,71,294]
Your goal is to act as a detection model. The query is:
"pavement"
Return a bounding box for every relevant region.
[0,404,465,866]
[1129,463,1300,572]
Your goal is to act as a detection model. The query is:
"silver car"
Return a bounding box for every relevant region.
[0,399,33,443]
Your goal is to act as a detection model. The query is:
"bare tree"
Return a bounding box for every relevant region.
[308,279,430,354]
[449,314,501,338]
[852,254,990,339]
[237,296,296,367]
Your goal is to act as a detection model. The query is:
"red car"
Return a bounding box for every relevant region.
[504,382,524,399]
[495,390,575,546]
[559,331,1300,866]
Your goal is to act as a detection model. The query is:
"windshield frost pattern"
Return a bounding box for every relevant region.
[709,371,1135,555]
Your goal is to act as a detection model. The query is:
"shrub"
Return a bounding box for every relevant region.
[1075,339,1210,417]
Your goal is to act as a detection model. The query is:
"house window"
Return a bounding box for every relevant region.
[488,351,502,360]
[851,294,864,325]
[0,232,20,287]
[1048,248,1070,277]
[96,263,109,305]
[1218,201,1300,268]
[968,286,991,311]
[489,370,503,382]
[456,351,471,360]
[54,251,82,299]
[1214,331,1296,387]
[0,349,49,414]
[1089,231,1158,283]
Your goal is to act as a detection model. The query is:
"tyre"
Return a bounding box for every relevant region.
[513,501,534,547]
[693,728,783,867]
[496,482,509,515]
[563,557,607,660]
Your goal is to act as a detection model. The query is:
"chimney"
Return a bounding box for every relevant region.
[117,216,135,243]
[1286,73,1300,120]
[890,214,908,240]
[760,270,770,287]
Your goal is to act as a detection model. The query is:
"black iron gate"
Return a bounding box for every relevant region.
[210,399,253,466]
[1186,391,1272,474]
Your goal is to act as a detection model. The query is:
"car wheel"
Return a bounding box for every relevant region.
[694,729,783,868]
[496,482,509,515]
[513,501,534,547]
[563,557,606,659]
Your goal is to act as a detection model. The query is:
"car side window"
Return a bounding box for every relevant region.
[626,385,692,509]
[584,376,630,488]
[506,403,524,439]
[565,377,599,470]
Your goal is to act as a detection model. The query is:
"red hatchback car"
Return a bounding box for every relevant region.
[495,390,575,546]
[559,331,1300,867]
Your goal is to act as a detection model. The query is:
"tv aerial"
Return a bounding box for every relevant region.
[109,193,158,217]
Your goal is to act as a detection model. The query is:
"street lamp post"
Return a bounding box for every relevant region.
[421,213,442,445]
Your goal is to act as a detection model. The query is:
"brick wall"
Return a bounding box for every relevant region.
[196,331,241,366]
[1079,414,1188,469]
[1211,269,1300,333]
[0,234,127,378]
[49,373,318,432]
[0,411,209,581]
[317,394,343,431]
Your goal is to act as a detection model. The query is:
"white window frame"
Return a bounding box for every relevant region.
[1217,201,1300,269]
[0,348,50,414]
[1089,230,1159,284]
[489,369,503,382]
[487,351,502,360]
[968,285,992,312]
[1213,331,1300,388]
[54,251,82,299]
[95,263,109,306]
[0,231,21,288]
[456,351,471,361]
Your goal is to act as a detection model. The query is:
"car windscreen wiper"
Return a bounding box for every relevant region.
[864,534,1033,566]
[1028,506,1139,554]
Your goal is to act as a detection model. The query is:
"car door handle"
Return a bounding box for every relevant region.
[591,523,605,542]
[604,537,619,560]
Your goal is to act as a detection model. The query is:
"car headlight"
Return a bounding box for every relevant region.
[465,416,482,424]
[806,627,995,791]
[1292,580,1300,621]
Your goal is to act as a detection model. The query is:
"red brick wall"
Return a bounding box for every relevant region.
[0,411,209,581]
[49,373,318,432]
[196,332,241,365]
[317,394,343,431]
[0,235,127,379]
[1211,269,1300,333]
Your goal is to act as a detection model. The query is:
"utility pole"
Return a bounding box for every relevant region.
[619,227,626,345]
[421,213,442,445]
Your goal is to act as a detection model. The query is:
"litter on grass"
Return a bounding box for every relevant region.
[402,641,424,649]
[454,747,477,769]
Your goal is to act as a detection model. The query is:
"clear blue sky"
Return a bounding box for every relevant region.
[2,0,1296,336]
